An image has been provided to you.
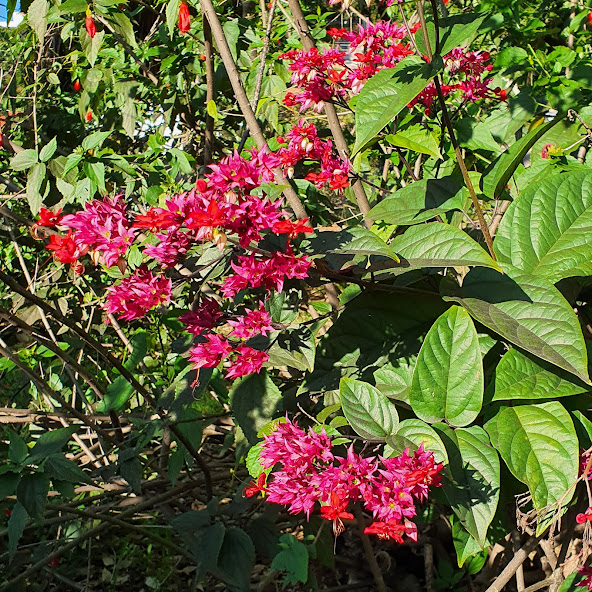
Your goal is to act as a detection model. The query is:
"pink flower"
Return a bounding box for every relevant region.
[179,298,222,335]
[61,195,134,268]
[228,303,274,339]
[225,346,269,379]
[143,230,190,267]
[188,334,232,369]
[577,566,592,590]
[104,267,171,321]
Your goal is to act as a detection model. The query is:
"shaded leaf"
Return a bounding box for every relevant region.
[386,419,448,464]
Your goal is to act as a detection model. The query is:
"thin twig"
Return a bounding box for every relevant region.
[353,503,388,592]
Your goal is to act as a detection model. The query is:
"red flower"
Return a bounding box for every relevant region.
[85,109,93,122]
[46,231,88,264]
[272,218,314,239]
[320,492,353,536]
[37,207,63,228]
[4,509,10,517]
[588,12,592,25]
[244,473,267,498]
[178,2,190,34]
[364,520,407,542]
[133,208,178,232]
[576,507,592,524]
[48,556,60,568]
[74,80,81,91]
[85,15,96,38]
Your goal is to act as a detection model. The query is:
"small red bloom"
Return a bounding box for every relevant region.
[364,520,407,542]
[37,207,63,228]
[4,509,10,517]
[320,492,353,536]
[272,218,314,239]
[85,109,93,122]
[49,556,60,568]
[74,80,81,91]
[576,507,592,524]
[85,15,96,38]
[588,12,592,25]
[46,231,88,265]
[244,473,267,498]
[133,208,178,232]
[178,2,190,34]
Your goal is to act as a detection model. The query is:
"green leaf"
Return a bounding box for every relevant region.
[59,0,88,13]
[230,370,282,445]
[339,378,399,439]
[206,99,218,121]
[166,0,180,37]
[11,149,38,171]
[8,502,28,562]
[410,306,483,427]
[271,533,309,586]
[108,12,136,46]
[390,222,501,270]
[27,0,48,40]
[81,28,105,67]
[82,131,111,152]
[97,331,147,412]
[39,137,57,163]
[485,402,578,513]
[353,56,440,154]
[494,171,592,283]
[245,443,265,479]
[481,118,562,199]
[386,125,441,158]
[9,430,28,464]
[302,292,447,393]
[442,266,590,383]
[45,454,92,483]
[28,426,78,463]
[26,162,46,215]
[266,326,316,372]
[489,348,589,401]
[386,419,448,464]
[216,528,255,592]
[0,472,19,498]
[450,514,487,568]
[47,72,61,85]
[330,227,399,260]
[438,13,486,56]
[368,176,465,226]
[436,425,500,547]
[16,473,49,520]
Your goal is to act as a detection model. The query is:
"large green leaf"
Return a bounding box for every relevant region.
[438,13,487,56]
[489,348,589,401]
[494,171,592,282]
[386,125,441,158]
[410,307,483,427]
[485,402,578,512]
[301,292,447,393]
[330,227,400,260]
[230,370,283,445]
[339,378,399,439]
[353,56,440,154]
[216,528,255,592]
[442,266,589,383]
[390,222,501,270]
[368,176,465,226]
[481,117,562,199]
[436,425,500,547]
[386,419,448,464]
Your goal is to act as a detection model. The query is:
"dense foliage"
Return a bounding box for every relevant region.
[4,0,592,590]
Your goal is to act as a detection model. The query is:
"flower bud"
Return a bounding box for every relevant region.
[178,2,190,34]
[85,15,96,38]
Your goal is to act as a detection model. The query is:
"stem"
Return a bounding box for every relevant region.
[203,16,215,167]
[198,0,307,219]
[285,0,373,226]
[353,504,387,592]
[423,0,497,260]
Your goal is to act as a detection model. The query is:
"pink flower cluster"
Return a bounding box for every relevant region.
[36,145,314,381]
[104,267,172,321]
[246,417,443,541]
[280,21,505,120]
[277,120,351,191]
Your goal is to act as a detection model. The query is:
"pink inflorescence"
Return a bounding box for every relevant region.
[280,21,505,120]
[247,417,443,540]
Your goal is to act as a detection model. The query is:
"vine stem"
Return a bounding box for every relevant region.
[353,503,388,592]
[198,0,307,219]
[420,0,497,261]
[284,0,373,227]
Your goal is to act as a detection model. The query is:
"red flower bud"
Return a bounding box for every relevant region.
[85,109,93,122]
[85,15,96,38]
[74,80,81,91]
[178,2,190,34]
[588,11,592,25]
